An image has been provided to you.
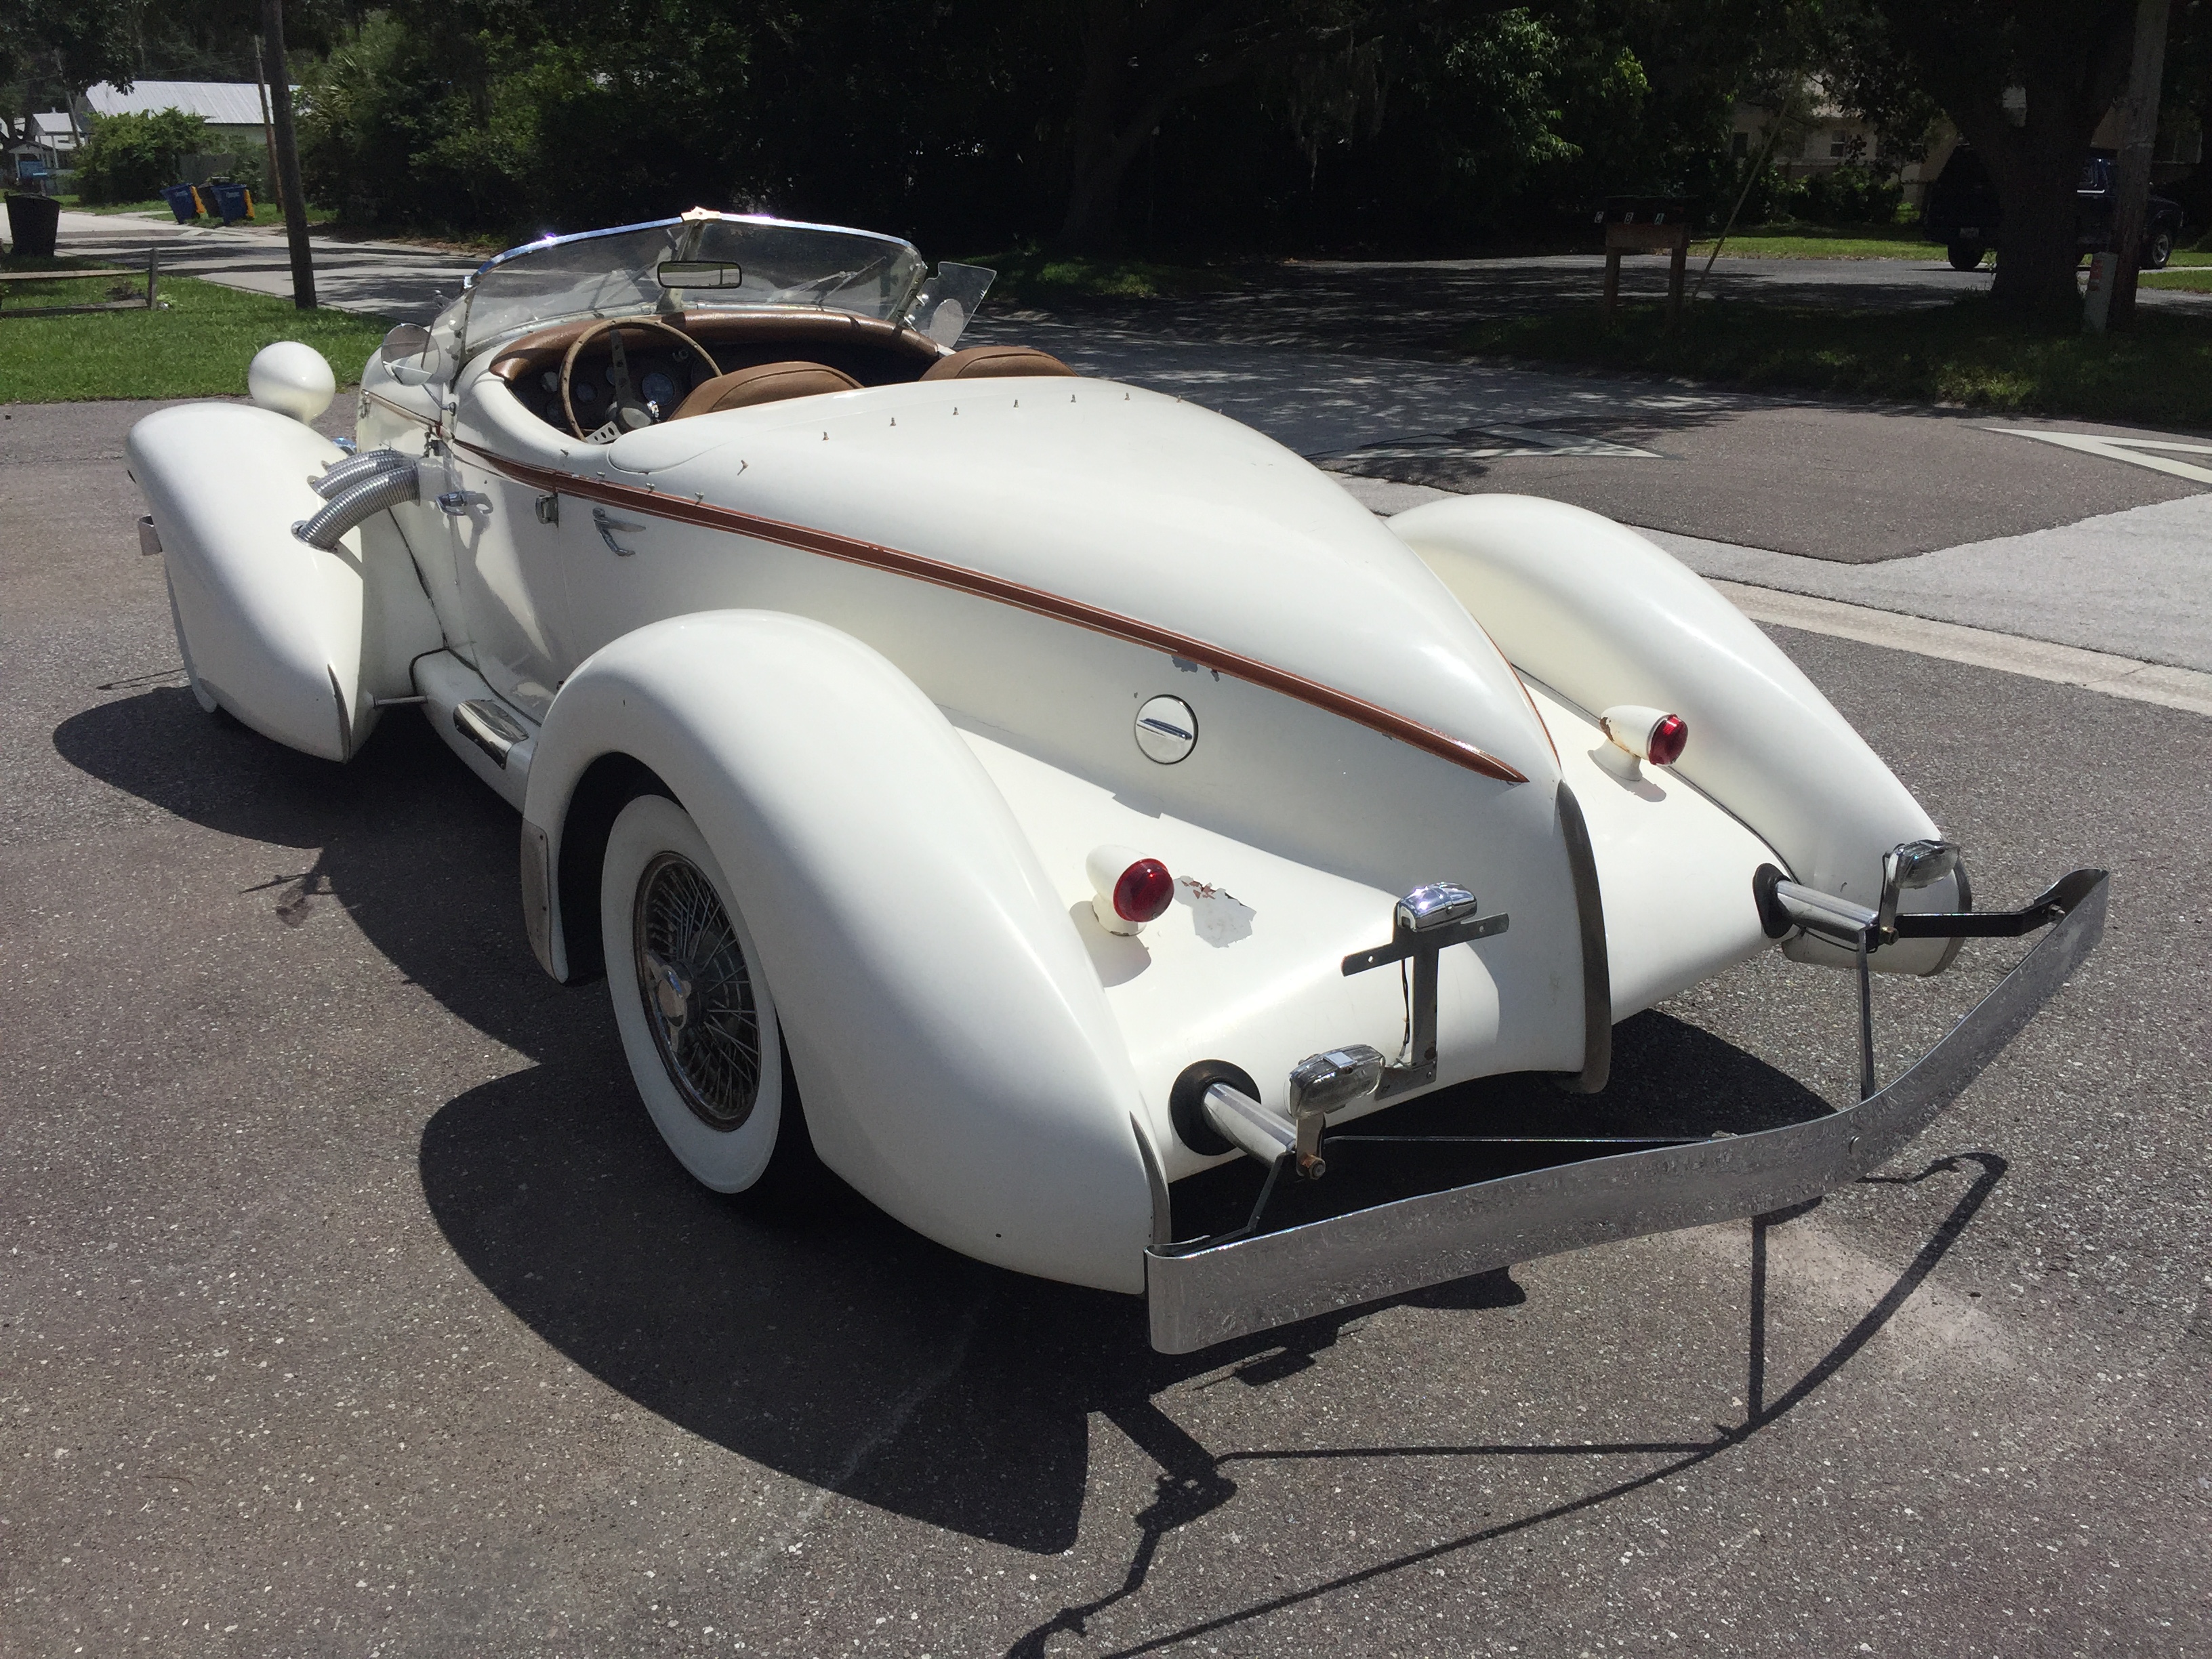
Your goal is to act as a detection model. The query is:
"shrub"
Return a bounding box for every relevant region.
[74,108,210,204]
[1799,163,1904,227]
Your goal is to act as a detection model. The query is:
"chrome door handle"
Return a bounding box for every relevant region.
[592,506,645,556]
[436,490,491,516]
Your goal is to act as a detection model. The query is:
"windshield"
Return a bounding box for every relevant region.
[451,213,928,361]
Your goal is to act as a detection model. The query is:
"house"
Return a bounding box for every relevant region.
[32,111,79,155]
[77,80,276,157]
[1727,96,1927,197]
[5,112,80,188]
[1731,90,2203,211]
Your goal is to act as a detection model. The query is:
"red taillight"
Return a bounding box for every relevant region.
[1113,858,1175,923]
[1647,714,1688,766]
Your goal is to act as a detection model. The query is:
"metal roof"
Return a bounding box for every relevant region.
[83,81,276,126]
[33,112,77,139]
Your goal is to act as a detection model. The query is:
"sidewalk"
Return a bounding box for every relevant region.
[50,208,478,321]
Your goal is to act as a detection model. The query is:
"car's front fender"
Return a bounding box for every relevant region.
[523,609,1158,1294]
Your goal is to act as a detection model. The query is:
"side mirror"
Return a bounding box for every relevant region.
[905,262,996,347]
[380,322,447,387]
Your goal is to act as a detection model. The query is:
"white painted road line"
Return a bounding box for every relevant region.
[1990,428,2212,487]
[1641,495,2212,674]
[1713,580,2212,718]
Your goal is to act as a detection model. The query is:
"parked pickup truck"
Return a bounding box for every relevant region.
[1925,145,2184,272]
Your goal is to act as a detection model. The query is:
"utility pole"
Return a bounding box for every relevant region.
[260,0,317,310]
[255,68,281,212]
[2106,0,2172,331]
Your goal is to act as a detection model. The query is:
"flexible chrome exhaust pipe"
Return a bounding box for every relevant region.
[293,460,419,549]
[311,447,413,499]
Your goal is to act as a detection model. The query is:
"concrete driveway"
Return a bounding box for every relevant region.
[3,393,2209,1656]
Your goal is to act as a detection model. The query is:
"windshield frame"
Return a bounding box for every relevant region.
[448,211,930,363]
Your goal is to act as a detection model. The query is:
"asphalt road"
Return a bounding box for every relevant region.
[4,402,2209,1657]
[52,209,2210,565]
[968,318,2207,563]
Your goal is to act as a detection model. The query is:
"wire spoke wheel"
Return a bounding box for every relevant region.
[633,851,763,1129]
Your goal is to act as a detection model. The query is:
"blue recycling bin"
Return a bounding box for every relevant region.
[159,184,201,223]
[208,182,251,225]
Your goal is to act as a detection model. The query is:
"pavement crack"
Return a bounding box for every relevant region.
[733,1290,987,1582]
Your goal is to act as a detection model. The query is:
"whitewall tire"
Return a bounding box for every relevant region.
[600,792,790,1193]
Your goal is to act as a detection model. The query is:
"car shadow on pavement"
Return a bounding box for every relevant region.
[54,688,1992,1589]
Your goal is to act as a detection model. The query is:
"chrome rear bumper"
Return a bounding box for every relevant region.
[1145,868,2107,1355]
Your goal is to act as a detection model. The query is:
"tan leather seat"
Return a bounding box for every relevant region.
[671,360,861,419]
[919,346,1076,381]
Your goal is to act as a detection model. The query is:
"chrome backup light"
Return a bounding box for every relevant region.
[1288,1045,1388,1117]
[1878,838,1963,939]
[1086,844,1174,936]
[1599,704,1688,766]
[1287,1044,1388,1176]
[1184,1045,1387,1183]
[1395,882,1478,935]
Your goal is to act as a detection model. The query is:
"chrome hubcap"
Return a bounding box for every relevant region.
[632,851,762,1130]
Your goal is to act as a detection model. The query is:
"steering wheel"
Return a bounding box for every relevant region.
[558,317,718,442]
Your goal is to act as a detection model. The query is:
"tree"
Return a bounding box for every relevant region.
[1052,1,1361,251]
[73,105,207,200]
[1839,0,2142,314]
[262,0,314,307]
[0,0,140,148]
[2106,0,2173,327]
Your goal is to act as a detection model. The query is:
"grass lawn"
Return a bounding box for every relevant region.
[1457,295,2212,428]
[2143,252,2212,292]
[0,262,390,402]
[1689,223,1936,260]
[57,197,169,216]
[964,246,1242,303]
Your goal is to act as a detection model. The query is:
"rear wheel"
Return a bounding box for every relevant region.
[2144,228,2174,270]
[601,792,812,1196]
[1946,241,1986,272]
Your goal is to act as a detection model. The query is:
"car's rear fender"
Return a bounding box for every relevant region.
[522,609,1159,1294]
[1389,493,1963,975]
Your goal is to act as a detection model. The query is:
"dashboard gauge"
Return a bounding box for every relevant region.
[573,380,596,404]
[641,371,678,410]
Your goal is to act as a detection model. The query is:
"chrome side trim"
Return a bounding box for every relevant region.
[1145,869,2107,1354]
[520,819,556,978]
[1553,782,1612,1094]
[1131,1115,1173,1250]
[328,665,354,762]
[454,698,527,769]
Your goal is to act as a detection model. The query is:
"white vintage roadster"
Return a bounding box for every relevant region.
[127,211,2104,1351]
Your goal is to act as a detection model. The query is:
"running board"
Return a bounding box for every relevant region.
[412,651,537,811]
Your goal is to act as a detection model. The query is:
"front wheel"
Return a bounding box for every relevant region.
[601,792,812,1196]
[1946,241,1986,272]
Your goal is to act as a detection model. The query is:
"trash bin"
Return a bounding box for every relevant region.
[159,184,201,224]
[208,182,252,225]
[5,192,60,259]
